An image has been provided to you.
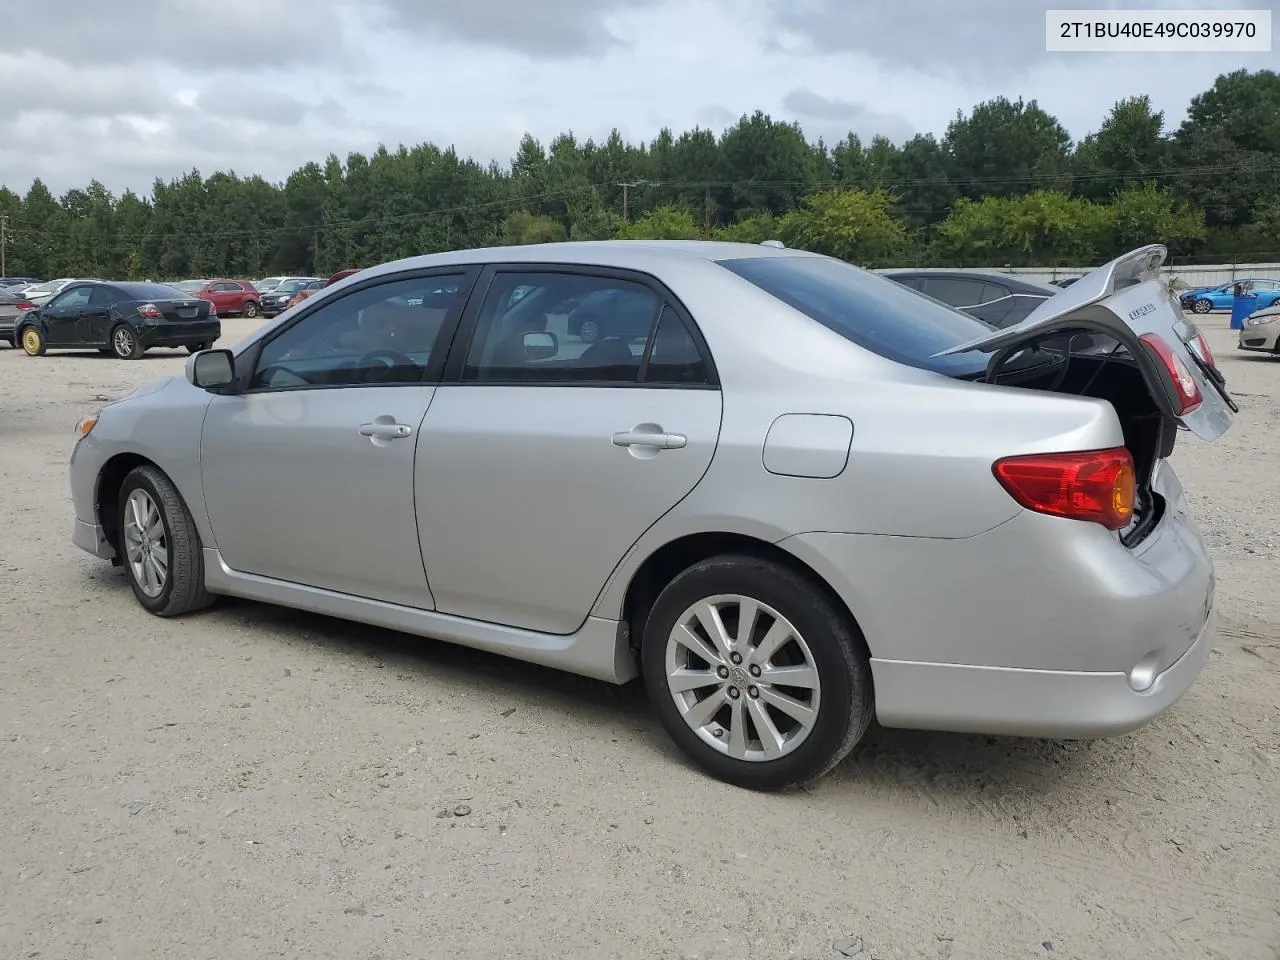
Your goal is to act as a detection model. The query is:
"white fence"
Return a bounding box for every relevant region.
[943,262,1280,289]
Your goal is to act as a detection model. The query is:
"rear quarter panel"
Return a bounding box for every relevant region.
[590,261,1128,622]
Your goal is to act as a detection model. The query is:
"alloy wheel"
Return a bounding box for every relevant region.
[21,328,42,355]
[664,594,821,762]
[113,327,136,357]
[123,488,169,598]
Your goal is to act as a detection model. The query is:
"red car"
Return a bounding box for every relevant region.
[176,279,262,318]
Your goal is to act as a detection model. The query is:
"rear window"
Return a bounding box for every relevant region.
[115,282,189,300]
[717,256,995,375]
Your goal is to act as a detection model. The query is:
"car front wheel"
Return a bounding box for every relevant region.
[19,326,46,356]
[117,465,216,616]
[1193,298,1213,314]
[243,301,258,318]
[641,554,873,790]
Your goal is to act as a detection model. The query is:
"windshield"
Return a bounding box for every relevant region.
[275,280,307,293]
[718,255,996,375]
[174,280,205,292]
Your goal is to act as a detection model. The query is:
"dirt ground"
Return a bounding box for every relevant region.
[0,314,1276,960]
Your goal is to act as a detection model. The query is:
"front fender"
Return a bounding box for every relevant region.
[77,378,217,547]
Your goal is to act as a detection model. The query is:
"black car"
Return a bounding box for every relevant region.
[878,268,1064,329]
[880,268,1118,356]
[260,277,324,316]
[15,280,221,359]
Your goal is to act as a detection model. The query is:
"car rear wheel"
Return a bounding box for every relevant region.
[243,301,258,318]
[577,316,602,343]
[19,326,45,356]
[1193,298,1213,314]
[117,465,216,617]
[111,324,143,359]
[641,554,873,790]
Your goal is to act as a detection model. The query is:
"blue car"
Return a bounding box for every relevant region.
[1179,278,1280,314]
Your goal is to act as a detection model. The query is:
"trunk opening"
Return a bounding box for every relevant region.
[967,335,1173,547]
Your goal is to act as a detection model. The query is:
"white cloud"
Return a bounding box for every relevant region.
[1,0,1275,196]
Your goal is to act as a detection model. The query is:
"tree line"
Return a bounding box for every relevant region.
[1,69,1277,281]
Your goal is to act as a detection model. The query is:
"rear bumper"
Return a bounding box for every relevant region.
[869,610,1214,737]
[137,319,222,346]
[780,460,1215,739]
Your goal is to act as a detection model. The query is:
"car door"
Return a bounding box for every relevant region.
[207,281,235,314]
[41,285,93,345]
[81,284,118,343]
[415,266,723,635]
[199,267,477,608]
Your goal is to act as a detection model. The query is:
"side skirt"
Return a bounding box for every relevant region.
[202,548,638,684]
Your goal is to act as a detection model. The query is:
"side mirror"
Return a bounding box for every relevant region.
[186,348,236,390]
[522,330,558,361]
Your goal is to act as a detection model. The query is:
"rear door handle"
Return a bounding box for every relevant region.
[611,430,687,450]
[359,421,413,440]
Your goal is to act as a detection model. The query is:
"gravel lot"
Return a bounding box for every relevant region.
[1,315,1277,960]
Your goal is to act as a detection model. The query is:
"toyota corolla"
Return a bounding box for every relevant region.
[69,240,1234,790]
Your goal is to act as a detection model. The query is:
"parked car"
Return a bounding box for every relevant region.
[171,278,262,318]
[880,267,1117,355]
[20,277,87,306]
[0,284,37,345]
[325,269,362,287]
[284,279,327,310]
[260,277,323,315]
[68,241,1232,790]
[879,268,1062,328]
[1237,302,1280,355]
[0,276,40,288]
[566,285,658,342]
[17,280,220,359]
[254,276,291,293]
[1179,278,1280,314]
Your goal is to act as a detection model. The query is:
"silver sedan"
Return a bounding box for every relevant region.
[1239,302,1280,355]
[69,240,1234,790]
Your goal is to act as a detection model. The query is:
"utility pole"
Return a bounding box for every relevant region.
[617,180,647,222]
[0,214,7,277]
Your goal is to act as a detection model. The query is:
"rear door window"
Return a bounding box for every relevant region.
[918,277,990,307]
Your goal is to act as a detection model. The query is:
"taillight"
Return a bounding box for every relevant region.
[137,303,163,319]
[993,447,1136,530]
[15,300,33,311]
[1138,332,1201,414]
[1193,331,1215,367]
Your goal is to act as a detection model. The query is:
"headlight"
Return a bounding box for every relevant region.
[75,414,99,439]
[1245,315,1277,326]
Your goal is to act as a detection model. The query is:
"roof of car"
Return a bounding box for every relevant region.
[354,240,821,281]
[878,267,1059,295]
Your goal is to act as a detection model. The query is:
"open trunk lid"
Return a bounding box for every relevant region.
[936,244,1236,441]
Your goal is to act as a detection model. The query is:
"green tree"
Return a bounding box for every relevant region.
[1073,96,1170,202]
[944,97,1073,200]
[1103,182,1205,257]
[778,189,908,266]
[501,210,568,244]
[618,205,701,240]
[933,191,1109,266]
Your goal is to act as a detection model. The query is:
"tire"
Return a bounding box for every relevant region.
[110,324,143,359]
[117,465,216,617]
[243,301,258,318]
[185,342,210,354]
[640,554,873,791]
[1193,298,1213,314]
[19,325,46,356]
[578,316,602,343]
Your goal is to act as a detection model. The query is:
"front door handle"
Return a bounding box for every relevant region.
[359,421,413,440]
[612,429,687,450]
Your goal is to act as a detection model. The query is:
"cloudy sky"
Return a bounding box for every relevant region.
[2,0,1276,196]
